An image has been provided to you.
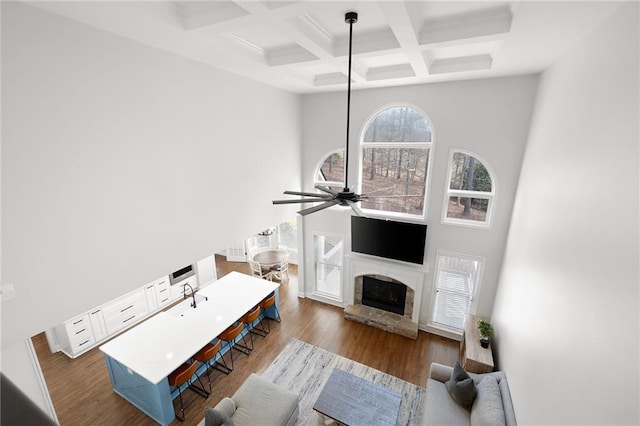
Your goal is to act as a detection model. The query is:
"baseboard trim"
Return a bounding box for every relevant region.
[27,337,59,424]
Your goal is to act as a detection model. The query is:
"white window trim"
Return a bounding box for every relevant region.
[313,148,345,193]
[311,232,344,304]
[357,103,435,221]
[442,149,496,229]
[428,250,485,334]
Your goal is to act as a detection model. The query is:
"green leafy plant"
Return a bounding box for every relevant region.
[477,319,494,339]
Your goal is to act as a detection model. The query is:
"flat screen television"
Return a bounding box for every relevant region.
[351,216,427,265]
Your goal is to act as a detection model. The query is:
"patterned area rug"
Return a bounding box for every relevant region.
[261,339,425,426]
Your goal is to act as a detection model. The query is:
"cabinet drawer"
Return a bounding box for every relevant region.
[102,290,148,334]
[102,290,147,318]
[104,305,146,334]
[69,326,93,345]
[64,314,91,335]
[67,324,93,345]
[70,332,95,353]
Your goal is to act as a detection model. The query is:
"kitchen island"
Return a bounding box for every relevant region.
[100,271,279,425]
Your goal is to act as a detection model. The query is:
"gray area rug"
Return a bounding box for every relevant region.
[261,338,425,426]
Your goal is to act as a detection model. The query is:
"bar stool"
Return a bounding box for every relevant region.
[218,321,250,372]
[239,305,262,349]
[258,292,281,334]
[167,360,208,422]
[193,339,226,393]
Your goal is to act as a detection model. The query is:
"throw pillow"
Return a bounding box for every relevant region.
[470,376,506,426]
[204,407,234,426]
[445,362,477,410]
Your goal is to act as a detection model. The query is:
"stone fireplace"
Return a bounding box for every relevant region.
[344,257,424,339]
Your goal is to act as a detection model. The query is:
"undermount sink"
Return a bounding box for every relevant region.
[167,293,209,317]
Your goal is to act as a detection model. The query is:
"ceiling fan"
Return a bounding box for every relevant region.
[272,11,409,217]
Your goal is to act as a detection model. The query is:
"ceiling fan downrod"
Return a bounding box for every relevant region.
[343,11,358,194]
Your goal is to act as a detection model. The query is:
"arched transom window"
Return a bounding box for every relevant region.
[359,105,433,217]
[314,149,345,193]
[443,150,495,227]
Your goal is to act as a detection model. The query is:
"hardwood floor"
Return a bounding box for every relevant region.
[32,255,459,426]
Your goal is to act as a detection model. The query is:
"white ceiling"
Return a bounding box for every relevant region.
[28,1,624,94]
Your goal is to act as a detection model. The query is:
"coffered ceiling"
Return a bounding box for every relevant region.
[28,1,624,93]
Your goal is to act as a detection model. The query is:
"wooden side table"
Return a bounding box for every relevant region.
[460,314,494,373]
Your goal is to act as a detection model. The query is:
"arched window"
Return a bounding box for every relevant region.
[359,105,433,217]
[443,150,495,227]
[314,149,345,192]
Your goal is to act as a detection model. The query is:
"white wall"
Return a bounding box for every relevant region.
[1,2,300,412]
[492,3,639,424]
[300,75,539,330]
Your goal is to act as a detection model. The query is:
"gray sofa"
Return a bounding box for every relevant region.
[199,373,299,426]
[423,363,517,426]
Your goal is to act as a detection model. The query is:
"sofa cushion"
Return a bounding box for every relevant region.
[470,376,506,426]
[204,408,234,426]
[424,378,472,426]
[231,374,299,426]
[445,362,477,410]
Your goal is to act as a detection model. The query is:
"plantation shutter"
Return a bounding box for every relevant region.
[432,254,482,330]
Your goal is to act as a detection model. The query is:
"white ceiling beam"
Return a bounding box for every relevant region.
[176,1,250,31]
[419,5,513,47]
[181,1,312,35]
[375,1,429,77]
[427,54,493,74]
[287,14,335,58]
[183,1,366,83]
[314,73,349,87]
[367,64,415,81]
[266,45,319,67]
[273,14,368,84]
[333,28,401,57]
[221,33,268,65]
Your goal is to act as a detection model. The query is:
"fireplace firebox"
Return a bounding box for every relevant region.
[362,276,407,315]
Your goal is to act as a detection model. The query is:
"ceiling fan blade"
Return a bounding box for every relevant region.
[298,199,340,216]
[361,185,397,196]
[314,184,339,196]
[272,197,332,205]
[283,190,328,197]
[346,200,363,216]
[361,194,425,199]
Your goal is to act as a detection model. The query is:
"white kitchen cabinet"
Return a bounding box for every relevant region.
[52,275,181,358]
[196,255,217,287]
[102,289,149,335]
[144,276,171,311]
[57,313,95,357]
[155,276,171,307]
[89,308,108,342]
[144,283,158,312]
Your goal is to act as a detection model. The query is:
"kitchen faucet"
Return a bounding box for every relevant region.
[183,283,197,308]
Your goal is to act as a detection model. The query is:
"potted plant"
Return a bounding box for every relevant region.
[477,319,494,348]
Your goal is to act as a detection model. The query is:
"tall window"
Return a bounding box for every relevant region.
[443,150,495,227]
[314,149,345,193]
[359,105,433,217]
[276,218,297,252]
[314,234,343,300]
[431,252,484,330]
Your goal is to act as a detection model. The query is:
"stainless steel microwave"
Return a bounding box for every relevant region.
[169,264,196,285]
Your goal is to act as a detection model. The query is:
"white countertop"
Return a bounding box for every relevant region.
[100,271,279,384]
